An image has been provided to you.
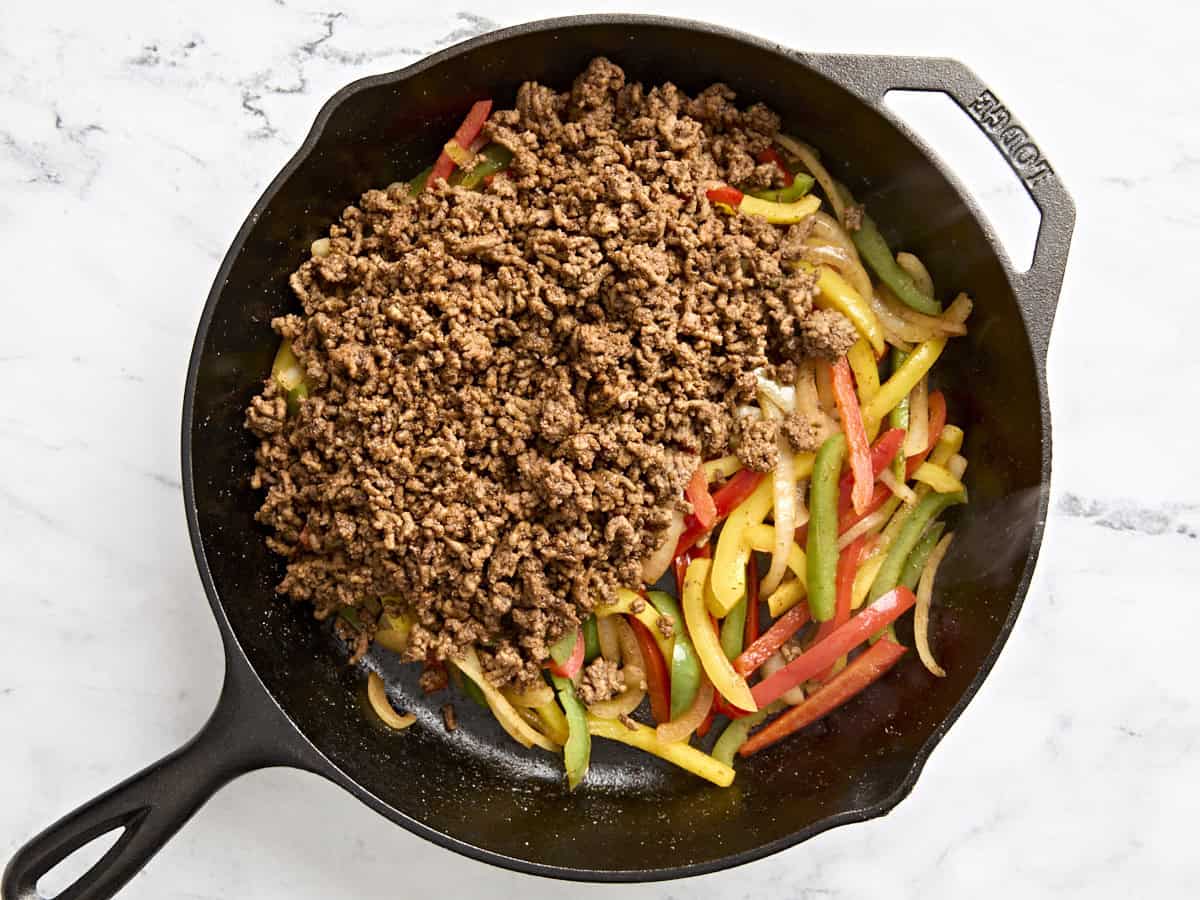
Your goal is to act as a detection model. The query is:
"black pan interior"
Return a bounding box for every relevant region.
[187,21,1045,877]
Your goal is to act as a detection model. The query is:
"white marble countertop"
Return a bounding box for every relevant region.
[3,1,1198,897]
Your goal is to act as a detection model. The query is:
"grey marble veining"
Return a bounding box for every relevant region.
[3,1,1199,897]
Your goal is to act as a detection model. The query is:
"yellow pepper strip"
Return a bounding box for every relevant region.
[711,476,774,614]
[587,715,735,787]
[374,611,412,653]
[851,552,889,610]
[683,559,757,712]
[743,524,807,580]
[847,339,881,405]
[739,193,821,225]
[454,649,558,752]
[534,699,570,746]
[703,576,726,619]
[767,578,807,617]
[792,452,816,481]
[602,589,674,664]
[932,425,964,463]
[815,267,886,356]
[912,462,965,494]
[703,454,743,481]
[861,338,947,433]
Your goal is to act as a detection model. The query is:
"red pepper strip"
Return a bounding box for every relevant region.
[734,602,811,677]
[755,147,794,186]
[750,586,917,708]
[794,523,808,547]
[685,467,717,528]
[673,543,710,599]
[832,358,875,515]
[547,625,585,678]
[739,639,907,756]
[695,708,715,738]
[428,99,493,186]
[905,390,948,476]
[837,429,906,509]
[837,482,890,535]
[744,557,761,648]
[706,185,745,207]
[676,469,766,557]
[628,615,672,725]
[811,535,873,679]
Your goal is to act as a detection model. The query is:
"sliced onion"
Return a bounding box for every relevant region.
[761,651,806,705]
[947,453,969,480]
[641,509,687,585]
[761,401,798,597]
[756,373,796,414]
[808,212,862,264]
[896,251,934,296]
[703,455,744,481]
[838,496,901,550]
[596,614,621,663]
[503,681,555,708]
[656,678,714,743]
[802,240,875,308]
[878,286,967,337]
[367,672,416,730]
[793,482,810,530]
[794,362,839,442]
[455,648,557,751]
[777,134,847,224]
[878,468,918,506]
[866,288,934,346]
[943,292,974,325]
[905,378,930,457]
[915,532,956,677]
[616,617,645,672]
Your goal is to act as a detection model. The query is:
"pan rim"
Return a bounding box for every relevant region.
[181,12,1053,882]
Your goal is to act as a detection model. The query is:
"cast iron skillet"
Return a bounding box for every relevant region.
[4,14,1074,899]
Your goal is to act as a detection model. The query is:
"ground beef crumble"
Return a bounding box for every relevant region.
[246,58,858,688]
[578,657,625,705]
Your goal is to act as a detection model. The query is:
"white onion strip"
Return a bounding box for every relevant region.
[915,532,956,677]
[838,496,901,550]
[596,614,621,663]
[367,672,416,730]
[656,678,714,743]
[777,134,847,225]
[904,378,930,457]
[878,468,918,506]
[760,398,798,597]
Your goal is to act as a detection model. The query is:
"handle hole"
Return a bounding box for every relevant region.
[35,826,126,899]
[883,89,1042,273]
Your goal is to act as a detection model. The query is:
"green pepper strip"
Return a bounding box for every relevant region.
[868,490,966,606]
[646,590,702,720]
[888,348,910,479]
[451,665,488,709]
[550,673,591,790]
[900,522,947,592]
[750,172,815,203]
[548,627,577,667]
[807,433,847,622]
[720,596,747,661]
[852,215,942,315]
[407,165,434,196]
[456,144,513,189]
[582,615,601,663]
[712,701,782,767]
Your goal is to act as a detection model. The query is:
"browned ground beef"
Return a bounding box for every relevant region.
[245,58,857,687]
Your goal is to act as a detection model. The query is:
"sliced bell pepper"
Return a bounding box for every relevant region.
[905,389,948,476]
[696,708,715,738]
[900,522,946,591]
[582,615,601,663]
[428,99,493,187]
[550,673,591,789]
[749,174,815,204]
[846,339,881,405]
[743,524,808,580]
[739,639,907,756]
[812,533,874,680]
[744,557,761,648]
[685,466,718,528]
[534,695,570,745]
[831,357,873,515]
[673,543,709,601]
[806,433,845,622]
[406,164,433,196]
[706,185,822,225]
[861,339,947,433]
[838,482,891,536]
[750,586,916,708]
[710,475,775,615]
[851,214,942,315]
[712,702,780,766]
[645,591,701,720]
[601,589,674,664]
[455,143,512,190]
[675,468,766,558]
[889,349,911,479]
[814,267,886,356]
[456,649,557,751]
[720,596,747,661]
[867,490,966,605]
[734,601,811,677]
[712,691,752,720]
[912,462,965,494]
[547,625,584,679]
[587,715,735,787]
[683,559,757,712]
[627,615,672,725]
[703,454,743,481]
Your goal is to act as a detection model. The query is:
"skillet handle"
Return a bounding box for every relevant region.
[802,53,1076,362]
[2,659,308,900]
